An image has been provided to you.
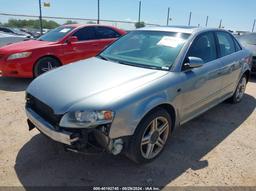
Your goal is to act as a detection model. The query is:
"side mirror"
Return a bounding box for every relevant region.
[183,57,204,71]
[66,36,78,44]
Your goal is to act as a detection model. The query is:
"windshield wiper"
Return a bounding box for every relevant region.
[116,60,163,70]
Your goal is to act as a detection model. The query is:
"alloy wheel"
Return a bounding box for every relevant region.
[41,61,57,73]
[140,116,169,159]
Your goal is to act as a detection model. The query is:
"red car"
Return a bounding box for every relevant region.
[0,24,126,78]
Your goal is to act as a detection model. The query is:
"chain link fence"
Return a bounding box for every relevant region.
[0,12,160,30]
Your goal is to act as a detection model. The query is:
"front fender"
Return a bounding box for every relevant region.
[108,90,179,139]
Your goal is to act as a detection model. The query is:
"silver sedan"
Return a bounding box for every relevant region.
[25,26,252,163]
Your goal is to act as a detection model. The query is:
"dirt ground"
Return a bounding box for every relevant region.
[0,76,255,188]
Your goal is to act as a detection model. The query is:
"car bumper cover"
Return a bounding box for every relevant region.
[26,107,79,145]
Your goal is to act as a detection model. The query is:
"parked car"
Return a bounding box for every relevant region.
[0,32,27,47]
[25,26,251,163]
[236,33,256,73]
[0,24,126,77]
[0,27,32,38]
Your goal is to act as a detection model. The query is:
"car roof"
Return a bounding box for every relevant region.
[63,24,119,29]
[136,26,226,34]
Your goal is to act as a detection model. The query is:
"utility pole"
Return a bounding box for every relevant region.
[252,19,256,32]
[97,0,100,24]
[138,1,141,23]
[205,16,209,27]
[188,11,192,26]
[38,0,43,35]
[219,19,222,28]
[166,7,170,26]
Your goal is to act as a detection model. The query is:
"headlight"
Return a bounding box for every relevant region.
[7,52,32,60]
[59,110,114,128]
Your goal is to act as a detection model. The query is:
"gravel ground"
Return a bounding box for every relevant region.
[0,76,255,188]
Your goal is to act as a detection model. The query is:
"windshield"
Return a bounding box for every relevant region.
[38,26,74,42]
[100,30,190,70]
[237,34,256,45]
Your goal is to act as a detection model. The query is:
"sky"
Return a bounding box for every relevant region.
[0,0,254,31]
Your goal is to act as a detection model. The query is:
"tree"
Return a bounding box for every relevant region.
[87,21,96,24]
[3,19,59,29]
[135,21,145,28]
[64,20,78,25]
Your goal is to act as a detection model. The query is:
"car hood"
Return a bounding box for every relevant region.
[0,39,55,53]
[27,57,168,114]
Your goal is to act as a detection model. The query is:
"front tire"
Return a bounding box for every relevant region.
[34,57,61,77]
[126,108,172,164]
[229,75,247,104]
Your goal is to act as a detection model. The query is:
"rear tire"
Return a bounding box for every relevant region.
[229,75,247,104]
[126,108,172,164]
[34,57,61,77]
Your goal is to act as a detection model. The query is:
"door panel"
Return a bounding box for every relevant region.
[215,32,244,96]
[94,26,121,53]
[61,27,98,63]
[95,38,116,52]
[218,54,242,96]
[61,26,119,64]
[180,60,223,122]
[179,32,223,122]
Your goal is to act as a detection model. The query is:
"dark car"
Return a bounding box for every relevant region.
[0,27,32,38]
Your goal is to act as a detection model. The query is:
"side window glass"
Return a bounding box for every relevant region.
[187,32,217,63]
[95,27,120,39]
[72,27,96,41]
[216,32,236,57]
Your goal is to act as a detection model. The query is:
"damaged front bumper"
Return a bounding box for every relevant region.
[26,107,125,155]
[26,107,79,145]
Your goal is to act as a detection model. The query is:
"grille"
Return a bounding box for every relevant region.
[26,93,62,126]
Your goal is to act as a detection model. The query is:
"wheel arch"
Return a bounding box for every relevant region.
[33,55,63,77]
[244,69,251,83]
[137,103,177,133]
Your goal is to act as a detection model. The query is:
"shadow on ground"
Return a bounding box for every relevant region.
[0,77,31,92]
[15,94,256,188]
